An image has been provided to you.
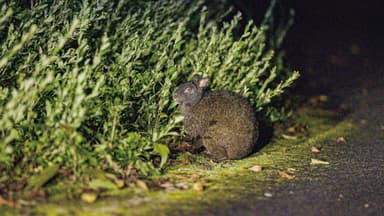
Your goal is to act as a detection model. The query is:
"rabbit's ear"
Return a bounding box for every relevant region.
[197,77,209,88]
[192,74,202,85]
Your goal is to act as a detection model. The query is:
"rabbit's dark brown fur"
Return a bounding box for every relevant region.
[173,75,258,160]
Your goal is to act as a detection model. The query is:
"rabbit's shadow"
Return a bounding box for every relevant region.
[253,120,274,153]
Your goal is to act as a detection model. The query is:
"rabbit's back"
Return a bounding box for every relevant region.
[183,90,258,160]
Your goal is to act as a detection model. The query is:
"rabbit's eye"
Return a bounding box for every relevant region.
[184,87,194,94]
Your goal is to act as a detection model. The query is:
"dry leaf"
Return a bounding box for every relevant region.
[286,127,296,133]
[0,196,6,206]
[58,167,71,177]
[281,147,288,153]
[175,183,188,190]
[319,95,328,102]
[193,182,205,191]
[179,158,191,165]
[309,97,319,106]
[336,137,346,143]
[311,158,330,165]
[190,174,201,180]
[0,197,21,208]
[339,103,349,111]
[115,179,125,188]
[136,180,149,191]
[279,171,295,180]
[249,165,262,172]
[311,146,320,153]
[17,199,36,207]
[282,134,297,140]
[160,182,176,190]
[81,192,98,203]
[35,188,46,198]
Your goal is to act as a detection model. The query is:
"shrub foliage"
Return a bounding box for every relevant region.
[0,0,299,176]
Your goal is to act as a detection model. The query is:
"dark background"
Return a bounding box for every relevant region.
[232,0,384,95]
[232,0,384,46]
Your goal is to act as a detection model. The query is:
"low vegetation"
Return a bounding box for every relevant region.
[0,0,298,187]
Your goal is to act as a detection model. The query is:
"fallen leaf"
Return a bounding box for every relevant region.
[175,183,188,190]
[35,188,46,198]
[280,147,288,153]
[286,127,296,133]
[282,134,297,140]
[287,168,297,172]
[339,103,349,111]
[309,95,328,106]
[114,179,125,188]
[105,173,119,182]
[311,158,329,165]
[319,95,328,102]
[249,165,263,172]
[264,192,273,197]
[17,199,36,207]
[190,174,201,180]
[179,158,191,165]
[336,137,346,143]
[0,197,20,208]
[136,180,149,191]
[0,196,6,205]
[81,192,98,203]
[279,171,295,180]
[309,97,319,106]
[311,146,320,153]
[160,182,176,190]
[58,167,71,177]
[193,182,205,191]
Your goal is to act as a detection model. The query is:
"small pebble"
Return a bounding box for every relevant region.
[364,203,370,208]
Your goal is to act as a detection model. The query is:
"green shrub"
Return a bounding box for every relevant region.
[0,0,298,177]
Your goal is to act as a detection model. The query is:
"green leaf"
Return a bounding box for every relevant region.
[153,143,170,168]
[89,179,118,190]
[26,164,60,191]
[172,115,184,124]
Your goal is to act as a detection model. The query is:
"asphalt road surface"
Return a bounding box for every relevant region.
[194,30,384,215]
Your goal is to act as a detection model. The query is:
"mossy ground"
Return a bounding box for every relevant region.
[1,107,359,216]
